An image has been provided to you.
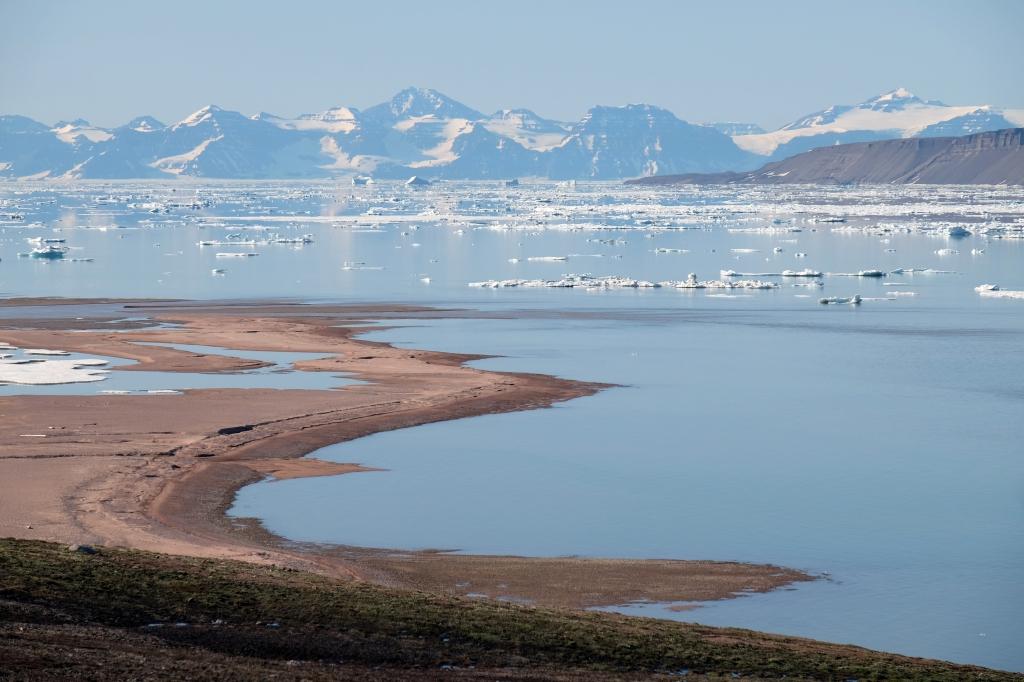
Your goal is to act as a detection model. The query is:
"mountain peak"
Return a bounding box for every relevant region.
[873,87,917,102]
[300,105,359,123]
[176,105,224,127]
[125,115,165,132]
[365,87,483,123]
[859,88,929,112]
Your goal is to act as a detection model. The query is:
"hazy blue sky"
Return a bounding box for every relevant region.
[2,0,1022,129]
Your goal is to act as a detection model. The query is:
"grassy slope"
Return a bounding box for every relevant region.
[0,539,1017,681]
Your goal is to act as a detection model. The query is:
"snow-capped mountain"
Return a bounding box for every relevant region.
[361,87,484,125]
[546,105,757,179]
[1,87,1020,180]
[734,88,1024,160]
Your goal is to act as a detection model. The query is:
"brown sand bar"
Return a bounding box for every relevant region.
[0,299,813,608]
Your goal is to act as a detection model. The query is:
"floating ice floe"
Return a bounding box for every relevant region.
[25,349,71,356]
[211,268,226,276]
[654,248,689,254]
[720,269,822,278]
[935,248,959,256]
[215,252,259,258]
[820,295,862,305]
[469,272,778,291]
[342,262,384,270]
[470,274,657,289]
[26,245,70,259]
[829,269,887,278]
[527,256,569,262]
[199,240,258,246]
[890,267,954,274]
[661,273,777,290]
[727,226,802,234]
[976,285,1024,300]
[975,284,1024,299]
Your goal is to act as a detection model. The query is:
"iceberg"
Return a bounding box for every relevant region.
[29,245,69,259]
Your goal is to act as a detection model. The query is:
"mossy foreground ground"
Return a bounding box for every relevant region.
[0,539,1016,681]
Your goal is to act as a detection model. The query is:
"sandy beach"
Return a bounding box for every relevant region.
[0,299,811,608]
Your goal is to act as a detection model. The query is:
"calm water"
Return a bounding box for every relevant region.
[2,181,1022,670]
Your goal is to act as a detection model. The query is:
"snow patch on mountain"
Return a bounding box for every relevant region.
[150,136,224,175]
[266,106,361,133]
[481,109,571,151]
[52,120,112,144]
[174,105,223,129]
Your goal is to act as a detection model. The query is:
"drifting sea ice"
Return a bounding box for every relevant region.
[720,269,822,278]
[469,272,778,291]
[819,295,862,305]
[976,284,1024,300]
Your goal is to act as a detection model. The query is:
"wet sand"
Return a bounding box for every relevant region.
[0,299,812,608]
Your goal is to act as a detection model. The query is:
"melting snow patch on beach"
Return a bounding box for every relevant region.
[0,355,110,385]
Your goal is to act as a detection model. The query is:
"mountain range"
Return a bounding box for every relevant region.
[2,87,1022,181]
[627,128,1024,186]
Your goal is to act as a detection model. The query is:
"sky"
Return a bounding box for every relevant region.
[2,0,1022,130]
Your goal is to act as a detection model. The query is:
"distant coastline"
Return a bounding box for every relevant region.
[627,128,1024,186]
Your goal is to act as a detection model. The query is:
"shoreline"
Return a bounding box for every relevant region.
[0,299,812,609]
